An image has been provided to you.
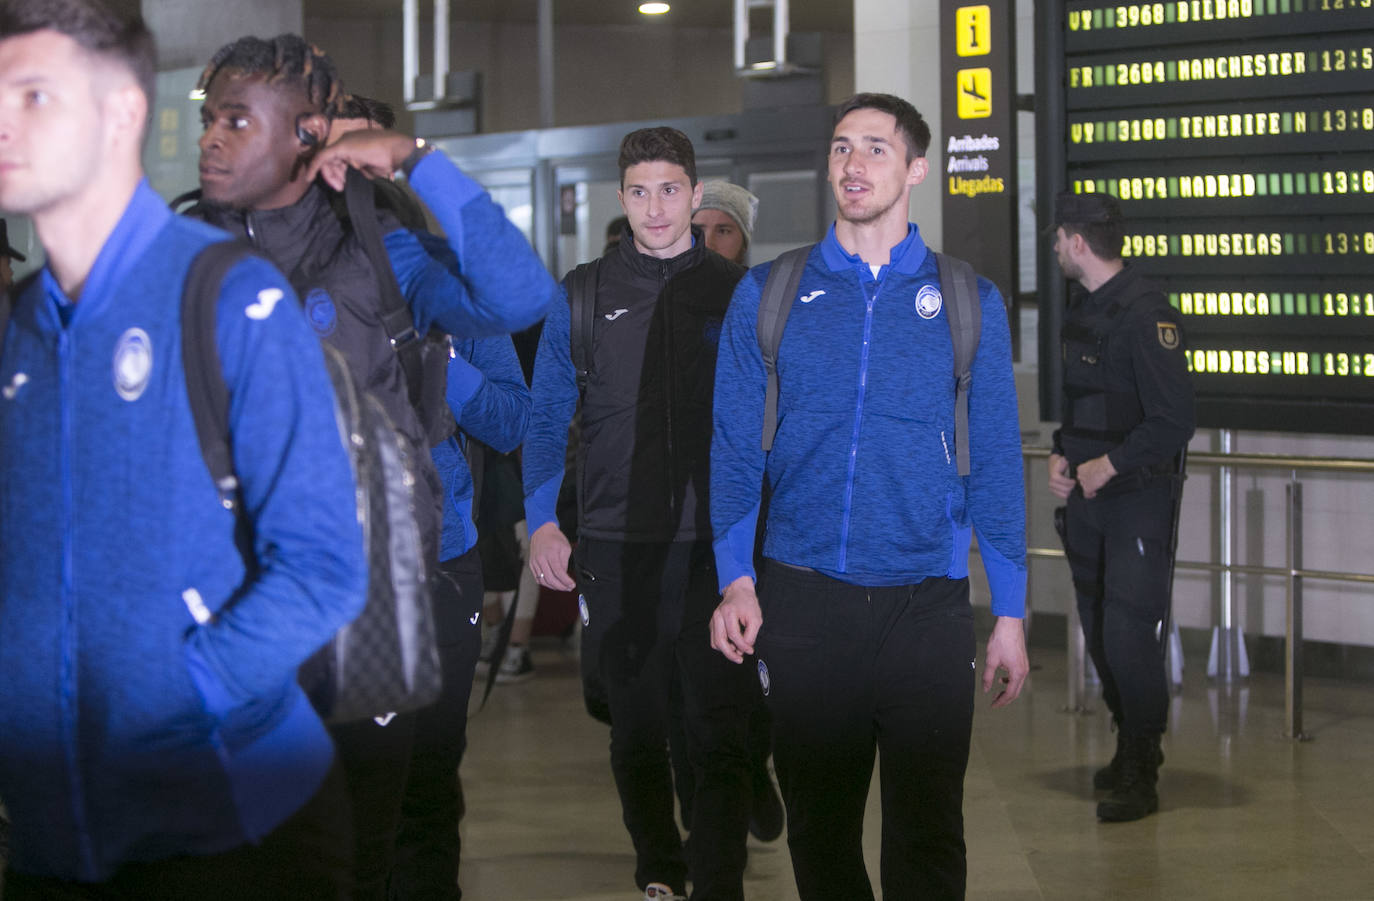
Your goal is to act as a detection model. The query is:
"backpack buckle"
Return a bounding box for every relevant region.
[389,326,421,352]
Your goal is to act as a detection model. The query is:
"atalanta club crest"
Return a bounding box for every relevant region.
[915,285,943,320]
[113,328,153,401]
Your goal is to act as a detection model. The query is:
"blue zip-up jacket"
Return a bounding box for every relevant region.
[431,335,532,561]
[0,182,367,881]
[384,151,558,340]
[402,230,531,562]
[711,224,1027,616]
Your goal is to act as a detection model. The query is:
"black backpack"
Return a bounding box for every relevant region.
[180,177,446,724]
[756,245,983,476]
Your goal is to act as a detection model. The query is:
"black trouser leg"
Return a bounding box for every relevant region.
[578,539,687,896]
[758,563,877,901]
[1067,484,1174,737]
[675,542,752,901]
[331,710,416,901]
[390,547,484,900]
[874,578,976,901]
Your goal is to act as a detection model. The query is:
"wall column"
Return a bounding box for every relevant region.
[853,0,944,251]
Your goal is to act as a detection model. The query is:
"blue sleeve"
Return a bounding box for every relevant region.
[967,279,1027,617]
[522,284,577,531]
[387,151,558,339]
[185,257,367,706]
[710,267,771,591]
[449,335,531,453]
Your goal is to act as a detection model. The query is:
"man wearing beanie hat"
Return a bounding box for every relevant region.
[693,181,757,265]
[1048,191,1194,823]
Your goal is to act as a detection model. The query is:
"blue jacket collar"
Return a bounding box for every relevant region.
[820,222,928,277]
[40,179,172,323]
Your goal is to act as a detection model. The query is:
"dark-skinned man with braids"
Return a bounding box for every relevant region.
[187,34,557,900]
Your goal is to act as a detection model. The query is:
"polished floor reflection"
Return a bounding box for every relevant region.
[458,636,1374,900]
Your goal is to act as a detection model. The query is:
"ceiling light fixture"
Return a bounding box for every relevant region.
[639,2,671,14]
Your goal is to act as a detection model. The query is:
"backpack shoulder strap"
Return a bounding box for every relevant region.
[934,251,981,477]
[567,258,600,395]
[757,244,813,452]
[182,239,258,511]
[344,168,425,408]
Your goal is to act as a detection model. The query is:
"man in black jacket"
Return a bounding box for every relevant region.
[1048,192,1195,823]
[523,128,753,901]
[191,35,555,899]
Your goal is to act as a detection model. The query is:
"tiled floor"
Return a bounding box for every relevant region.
[458,637,1374,900]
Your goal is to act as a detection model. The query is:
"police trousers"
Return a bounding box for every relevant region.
[1064,479,1176,736]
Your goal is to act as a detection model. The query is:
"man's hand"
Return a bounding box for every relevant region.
[527,521,576,592]
[306,128,420,192]
[982,616,1029,708]
[1075,453,1117,499]
[1047,452,1076,500]
[710,576,762,664]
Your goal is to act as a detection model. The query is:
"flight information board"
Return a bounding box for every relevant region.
[1042,0,1374,433]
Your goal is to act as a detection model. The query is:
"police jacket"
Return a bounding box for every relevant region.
[524,228,746,543]
[1053,264,1195,490]
[0,183,366,880]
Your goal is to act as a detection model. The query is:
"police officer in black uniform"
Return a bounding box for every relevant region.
[1047,193,1195,822]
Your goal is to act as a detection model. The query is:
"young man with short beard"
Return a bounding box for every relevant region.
[523,127,755,901]
[0,3,366,896]
[708,93,1031,900]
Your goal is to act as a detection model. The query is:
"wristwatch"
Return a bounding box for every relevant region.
[397,138,437,180]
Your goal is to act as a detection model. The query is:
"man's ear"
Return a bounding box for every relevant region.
[294,112,329,154]
[104,82,147,153]
[907,155,929,186]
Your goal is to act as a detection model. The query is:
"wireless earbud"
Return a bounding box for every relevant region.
[295,114,319,148]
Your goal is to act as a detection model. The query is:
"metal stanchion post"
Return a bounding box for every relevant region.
[1286,476,1310,741]
[1209,429,1250,680]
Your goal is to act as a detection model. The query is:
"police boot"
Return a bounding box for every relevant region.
[1092,727,1124,791]
[1096,733,1162,822]
[1094,726,1164,792]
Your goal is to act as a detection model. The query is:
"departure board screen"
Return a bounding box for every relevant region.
[1045,0,1374,433]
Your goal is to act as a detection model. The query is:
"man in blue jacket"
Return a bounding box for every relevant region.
[0,2,367,895]
[190,34,557,900]
[709,93,1031,900]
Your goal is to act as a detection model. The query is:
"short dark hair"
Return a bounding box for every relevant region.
[0,0,156,112]
[198,34,345,119]
[1061,220,1125,262]
[605,215,629,242]
[1055,192,1125,261]
[617,127,697,187]
[834,93,931,162]
[335,94,396,129]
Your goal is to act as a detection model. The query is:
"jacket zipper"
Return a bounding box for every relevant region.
[57,329,96,877]
[838,274,881,571]
[661,261,678,525]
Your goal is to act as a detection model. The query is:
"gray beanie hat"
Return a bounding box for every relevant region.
[697,181,759,248]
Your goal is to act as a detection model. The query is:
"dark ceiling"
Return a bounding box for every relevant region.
[304,0,853,33]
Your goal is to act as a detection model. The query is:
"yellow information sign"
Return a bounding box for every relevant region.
[957,68,993,118]
[956,6,991,57]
